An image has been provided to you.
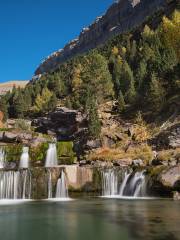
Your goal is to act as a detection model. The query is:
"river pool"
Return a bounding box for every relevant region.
[0,198,179,240]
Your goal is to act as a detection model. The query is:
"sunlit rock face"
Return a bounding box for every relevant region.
[35,0,174,75]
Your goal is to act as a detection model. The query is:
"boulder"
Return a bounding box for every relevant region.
[113,158,133,167]
[152,124,180,150]
[160,165,180,190]
[132,159,145,167]
[3,132,17,142]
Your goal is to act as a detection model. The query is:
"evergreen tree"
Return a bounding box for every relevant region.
[0,97,8,121]
[87,96,101,139]
[121,61,136,103]
[117,91,125,113]
[14,92,26,118]
[47,93,57,112]
[112,56,123,97]
[148,73,165,111]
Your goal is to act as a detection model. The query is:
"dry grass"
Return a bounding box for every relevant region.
[87,144,153,164]
[157,148,180,162]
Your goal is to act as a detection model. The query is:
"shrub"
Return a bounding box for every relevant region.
[57,141,77,165]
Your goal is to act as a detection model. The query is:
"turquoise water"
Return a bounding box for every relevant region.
[0,198,179,240]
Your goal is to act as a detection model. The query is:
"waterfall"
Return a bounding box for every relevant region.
[119,171,132,196]
[45,143,58,168]
[102,169,118,196]
[55,170,69,199]
[47,169,53,199]
[101,168,147,198]
[19,147,29,169]
[0,170,31,199]
[0,148,5,169]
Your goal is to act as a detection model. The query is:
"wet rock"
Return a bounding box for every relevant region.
[5,162,17,170]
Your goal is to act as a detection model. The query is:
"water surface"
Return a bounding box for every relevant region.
[0,198,179,240]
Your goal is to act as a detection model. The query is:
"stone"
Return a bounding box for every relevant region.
[32,107,87,141]
[3,132,17,142]
[0,132,4,141]
[152,124,180,150]
[113,158,132,167]
[86,140,101,150]
[160,166,180,190]
[132,159,145,167]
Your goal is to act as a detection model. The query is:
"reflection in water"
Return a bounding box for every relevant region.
[0,199,179,240]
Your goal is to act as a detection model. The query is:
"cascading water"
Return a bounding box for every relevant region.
[45,143,58,168]
[102,169,118,196]
[0,148,5,169]
[47,169,53,199]
[0,170,31,199]
[124,171,147,197]
[55,170,69,199]
[101,168,147,198]
[47,169,69,199]
[19,147,30,169]
[119,171,132,196]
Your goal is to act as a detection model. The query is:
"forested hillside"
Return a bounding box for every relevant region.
[0,10,179,138]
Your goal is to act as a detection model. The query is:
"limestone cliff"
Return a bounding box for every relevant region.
[35,0,177,75]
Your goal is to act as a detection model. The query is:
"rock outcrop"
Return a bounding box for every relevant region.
[0,131,48,147]
[32,107,88,141]
[35,0,177,75]
[152,124,180,150]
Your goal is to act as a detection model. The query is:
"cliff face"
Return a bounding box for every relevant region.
[35,0,176,75]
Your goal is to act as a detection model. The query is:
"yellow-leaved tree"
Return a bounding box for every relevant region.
[33,88,53,113]
[162,10,180,61]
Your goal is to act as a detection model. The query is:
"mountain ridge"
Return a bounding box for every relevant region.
[35,0,177,76]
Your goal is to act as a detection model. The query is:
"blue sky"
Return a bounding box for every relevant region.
[0,0,113,83]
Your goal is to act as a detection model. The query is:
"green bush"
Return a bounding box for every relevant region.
[57,141,76,165]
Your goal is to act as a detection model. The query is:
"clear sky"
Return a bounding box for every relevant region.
[0,0,113,83]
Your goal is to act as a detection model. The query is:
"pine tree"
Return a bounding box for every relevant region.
[0,97,8,121]
[117,91,125,113]
[14,92,26,118]
[47,93,57,112]
[121,61,136,103]
[112,56,123,97]
[87,96,101,139]
[148,73,165,111]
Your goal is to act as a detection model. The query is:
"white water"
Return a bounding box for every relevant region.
[47,169,69,199]
[45,143,58,168]
[47,169,53,199]
[19,147,30,169]
[102,169,118,196]
[119,171,132,196]
[102,169,147,198]
[0,170,31,199]
[55,170,69,199]
[0,148,6,169]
